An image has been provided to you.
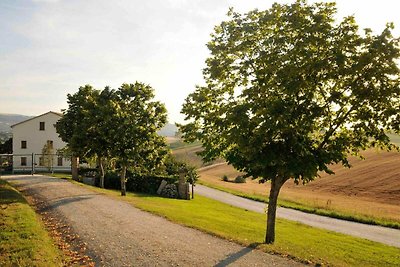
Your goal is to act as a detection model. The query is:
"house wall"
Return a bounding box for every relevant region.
[12,112,71,172]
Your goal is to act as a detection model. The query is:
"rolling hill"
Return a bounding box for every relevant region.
[0,114,32,142]
[172,140,400,223]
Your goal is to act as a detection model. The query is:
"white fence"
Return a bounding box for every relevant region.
[0,153,72,174]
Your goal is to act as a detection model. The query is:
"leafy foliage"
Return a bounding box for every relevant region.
[41,141,54,171]
[0,138,12,154]
[180,0,400,243]
[57,82,169,195]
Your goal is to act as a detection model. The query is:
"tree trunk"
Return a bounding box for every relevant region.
[71,156,79,181]
[265,176,286,244]
[99,157,105,188]
[120,165,127,196]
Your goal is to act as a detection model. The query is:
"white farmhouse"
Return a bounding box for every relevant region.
[11,111,71,173]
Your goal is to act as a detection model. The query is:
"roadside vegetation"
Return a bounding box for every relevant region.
[171,143,400,228]
[0,179,63,266]
[199,179,400,229]
[178,0,400,243]
[66,181,400,267]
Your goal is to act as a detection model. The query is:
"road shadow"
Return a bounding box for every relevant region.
[214,243,262,267]
[4,175,68,186]
[0,179,27,205]
[39,194,99,212]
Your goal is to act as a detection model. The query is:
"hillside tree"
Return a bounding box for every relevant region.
[180,0,400,243]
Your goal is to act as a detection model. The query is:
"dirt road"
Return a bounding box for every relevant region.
[4,175,302,267]
[195,184,400,248]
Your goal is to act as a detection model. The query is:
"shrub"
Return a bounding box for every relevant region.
[234,175,246,183]
[221,175,229,182]
[126,173,178,194]
[79,167,98,178]
[101,170,179,194]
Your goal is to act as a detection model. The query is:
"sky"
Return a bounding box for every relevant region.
[1,0,399,123]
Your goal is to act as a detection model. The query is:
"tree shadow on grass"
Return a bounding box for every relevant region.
[214,243,262,267]
[0,186,27,205]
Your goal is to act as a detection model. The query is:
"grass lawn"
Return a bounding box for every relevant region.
[70,180,400,267]
[0,179,63,266]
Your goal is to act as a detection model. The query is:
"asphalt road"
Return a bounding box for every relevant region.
[195,184,400,248]
[4,175,303,267]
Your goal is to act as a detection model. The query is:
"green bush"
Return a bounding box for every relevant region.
[79,167,98,178]
[221,175,229,182]
[101,170,179,194]
[234,175,246,183]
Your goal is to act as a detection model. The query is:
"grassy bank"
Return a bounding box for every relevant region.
[51,171,400,229]
[70,180,400,267]
[198,180,400,229]
[0,179,63,266]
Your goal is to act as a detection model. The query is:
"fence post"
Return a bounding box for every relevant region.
[31,153,35,175]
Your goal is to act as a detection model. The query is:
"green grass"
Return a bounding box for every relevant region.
[388,133,400,146]
[70,181,400,267]
[48,173,72,179]
[0,179,63,266]
[198,180,400,229]
[169,140,202,150]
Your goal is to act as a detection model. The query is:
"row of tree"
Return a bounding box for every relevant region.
[56,83,169,196]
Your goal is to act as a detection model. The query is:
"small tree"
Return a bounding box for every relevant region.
[41,141,54,172]
[180,0,400,243]
[108,82,168,196]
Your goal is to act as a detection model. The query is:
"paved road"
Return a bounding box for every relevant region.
[4,175,303,267]
[195,184,400,248]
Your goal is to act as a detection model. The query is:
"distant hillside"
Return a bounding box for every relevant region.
[0,114,31,131]
[0,113,32,141]
[158,123,178,137]
[0,113,177,140]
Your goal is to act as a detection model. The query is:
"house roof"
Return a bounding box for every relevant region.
[11,111,63,128]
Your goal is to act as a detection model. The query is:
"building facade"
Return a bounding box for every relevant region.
[11,111,71,172]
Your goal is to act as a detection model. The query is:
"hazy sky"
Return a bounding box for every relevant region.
[1,0,399,123]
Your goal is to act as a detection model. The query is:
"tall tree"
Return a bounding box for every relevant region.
[109,82,168,196]
[180,0,400,243]
[56,85,97,180]
[87,87,116,188]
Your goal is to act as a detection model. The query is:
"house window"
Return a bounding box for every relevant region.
[40,121,45,131]
[21,140,27,149]
[21,157,27,166]
[39,157,44,166]
[57,157,63,166]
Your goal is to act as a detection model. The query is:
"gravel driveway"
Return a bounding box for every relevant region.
[4,175,303,267]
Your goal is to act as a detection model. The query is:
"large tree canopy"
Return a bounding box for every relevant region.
[109,83,168,196]
[57,82,168,195]
[180,0,400,243]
